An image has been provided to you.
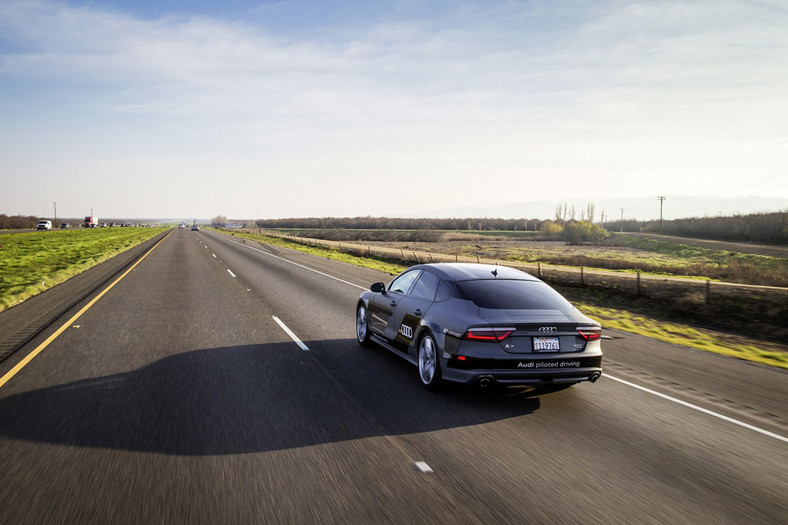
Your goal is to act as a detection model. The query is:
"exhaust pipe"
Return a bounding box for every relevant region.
[588,372,601,383]
[478,376,494,388]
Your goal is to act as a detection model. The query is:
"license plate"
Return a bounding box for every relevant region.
[533,337,560,352]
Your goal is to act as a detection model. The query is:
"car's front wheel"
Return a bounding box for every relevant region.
[356,304,373,347]
[418,333,442,390]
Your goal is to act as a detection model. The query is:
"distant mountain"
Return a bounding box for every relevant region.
[430,196,788,221]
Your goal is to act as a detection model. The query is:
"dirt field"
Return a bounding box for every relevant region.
[616,232,788,258]
[367,235,649,264]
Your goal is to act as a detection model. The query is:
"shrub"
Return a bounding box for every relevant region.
[540,220,564,236]
[562,221,610,245]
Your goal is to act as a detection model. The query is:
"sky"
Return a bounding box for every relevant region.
[1,0,787,220]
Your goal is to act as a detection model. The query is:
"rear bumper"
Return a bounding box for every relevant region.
[442,354,603,386]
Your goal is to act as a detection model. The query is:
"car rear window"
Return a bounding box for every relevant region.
[455,280,573,310]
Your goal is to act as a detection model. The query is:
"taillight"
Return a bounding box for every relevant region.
[465,327,514,342]
[577,327,601,341]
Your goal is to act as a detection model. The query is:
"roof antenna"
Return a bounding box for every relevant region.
[491,268,498,278]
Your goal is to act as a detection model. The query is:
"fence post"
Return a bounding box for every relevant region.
[401,248,405,259]
[637,272,641,295]
[430,253,435,263]
[476,255,480,263]
[706,280,711,304]
[413,251,419,264]
[580,266,584,285]
[455,254,458,263]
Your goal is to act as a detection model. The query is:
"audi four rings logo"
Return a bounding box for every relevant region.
[538,327,557,333]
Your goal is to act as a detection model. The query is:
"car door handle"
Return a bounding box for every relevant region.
[390,301,397,307]
[413,309,422,317]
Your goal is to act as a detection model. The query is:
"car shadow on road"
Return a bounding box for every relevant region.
[0,341,546,455]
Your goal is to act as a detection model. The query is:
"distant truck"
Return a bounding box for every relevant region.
[37,220,52,230]
[84,216,99,228]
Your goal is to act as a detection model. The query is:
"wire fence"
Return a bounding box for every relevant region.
[260,230,787,307]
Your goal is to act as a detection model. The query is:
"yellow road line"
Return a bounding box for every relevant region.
[0,230,173,390]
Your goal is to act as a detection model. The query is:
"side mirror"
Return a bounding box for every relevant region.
[370,282,386,293]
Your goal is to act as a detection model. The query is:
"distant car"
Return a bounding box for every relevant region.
[191,225,200,231]
[60,222,70,229]
[37,220,52,230]
[356,263,603,391]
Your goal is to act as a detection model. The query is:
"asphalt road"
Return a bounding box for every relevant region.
[0,228,785,524]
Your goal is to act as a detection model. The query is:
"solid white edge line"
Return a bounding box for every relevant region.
[272,316,310,351]
[604,374,788,443]
[227,269,236,278]
[208,230,786,444]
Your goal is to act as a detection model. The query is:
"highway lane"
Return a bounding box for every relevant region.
[0,227,785,524]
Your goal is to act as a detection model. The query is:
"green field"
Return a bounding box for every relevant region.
[605,235,787,286]
[0,227,167,311]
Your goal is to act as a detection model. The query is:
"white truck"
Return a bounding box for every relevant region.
[84,216,99,228]
[37,220,52,230]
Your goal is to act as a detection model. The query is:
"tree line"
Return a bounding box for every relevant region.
[0,214,39,229]
[253,217,545,231]
[252,210,787,245]
[603,211,787,245]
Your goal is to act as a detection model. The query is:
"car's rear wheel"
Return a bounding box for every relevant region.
[418,333,442,390]
[356,304,373,347]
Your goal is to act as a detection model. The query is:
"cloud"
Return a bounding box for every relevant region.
[1,0,787,217]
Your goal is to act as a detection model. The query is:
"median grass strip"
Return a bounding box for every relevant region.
[0,228,167,312]
[215,228,787,369]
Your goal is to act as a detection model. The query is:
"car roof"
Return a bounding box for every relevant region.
[412,263,539,282]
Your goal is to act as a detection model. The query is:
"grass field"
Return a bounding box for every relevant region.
[222,228,787,369]
[295,230,786,286]
[0,227,167,312]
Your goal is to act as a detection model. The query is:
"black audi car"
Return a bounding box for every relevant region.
[356,263,603,391]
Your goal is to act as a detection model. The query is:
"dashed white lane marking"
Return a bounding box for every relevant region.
[227,269,236,278]
[212,253,217,258]
[207,231,366,290]
[605,374,788,444]
[414,462,434,473]
[272,316,310,351]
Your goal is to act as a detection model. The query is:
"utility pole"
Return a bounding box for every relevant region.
[619,208,624,233]
[657,196,666,234]
[53,202,57,222]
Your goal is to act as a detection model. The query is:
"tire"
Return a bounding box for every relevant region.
[356,304,374,347]
[418,333,442,390]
